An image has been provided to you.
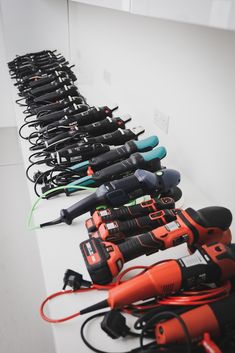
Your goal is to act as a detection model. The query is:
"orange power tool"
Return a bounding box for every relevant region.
[85,197,175,232]
[80,206,232,284]
[89,208,177,242]
[80,242,235,314]
[155,291,235,345]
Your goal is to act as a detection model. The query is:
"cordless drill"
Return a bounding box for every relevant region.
[80,206,232,284]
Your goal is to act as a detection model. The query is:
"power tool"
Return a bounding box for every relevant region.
[35,135,157,169]
[36,105,118,127]
[31,126,145,152]
[62,146,166,193]
[67,135,159,177]
[89,208,177,242]
[155,292,235,344]
[86,197,175,232]
[80,206,232,284]
[32,84,79,103]
[38,116,132,147]
[78,242,235,314]
[29,76,73,96]
[28,95,84,116]
[39,168,181,227]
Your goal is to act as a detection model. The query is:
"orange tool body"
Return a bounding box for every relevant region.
[80,207,232,284]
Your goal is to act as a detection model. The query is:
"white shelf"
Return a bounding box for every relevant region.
[71,0,130,12]
[131,0,235,31]
[72,0,235,31]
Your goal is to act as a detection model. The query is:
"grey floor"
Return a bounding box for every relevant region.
[0,127,55,353]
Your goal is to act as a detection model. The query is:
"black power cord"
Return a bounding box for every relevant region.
[80,309,199,353]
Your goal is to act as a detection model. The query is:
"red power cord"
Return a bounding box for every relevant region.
[40,264,231,324]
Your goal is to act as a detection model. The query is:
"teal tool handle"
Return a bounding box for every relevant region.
[69,160,90,171]
[134,135,159,151]
[141,146,167,162]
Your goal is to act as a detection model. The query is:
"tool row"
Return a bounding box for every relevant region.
[9,49,235,353]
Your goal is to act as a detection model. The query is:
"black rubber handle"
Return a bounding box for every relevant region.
[34,86,78,103]
[92,153,143,182]
[39,104,88,125]
[118,233,162,262]
[29,74,56,88]
[71,106,113,126]
[110,209,177,238]
[60,192,100,224]
[89,145,131,169]
[78,118,123,137]
[85,129,136,146]
[30,78,71,96]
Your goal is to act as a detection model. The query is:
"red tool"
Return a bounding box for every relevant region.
[155,292,235,346]
[90,209,177,242]
[80,242,235,314]
[80,206,232,284]
[85,197,175,232]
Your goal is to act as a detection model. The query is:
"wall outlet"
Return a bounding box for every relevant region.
[103,69,112,85]
[153,109,170,134]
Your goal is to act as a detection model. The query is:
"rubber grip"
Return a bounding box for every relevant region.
[31,81,56,96]
[141,146,167,162]
[134,135,159,150]
[89,145,128,169]
[60,192,100,224]
[39,109,65,123]
[29,75,55,88]
[117,209,176,237]
[118,233,162,262]
[92,154,141,182]
[86,129,136,146]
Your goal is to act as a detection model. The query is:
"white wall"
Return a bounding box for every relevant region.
[0,0,70,127]
[0,0,69,60]
[69,2,235,235]
[0,4,17,127]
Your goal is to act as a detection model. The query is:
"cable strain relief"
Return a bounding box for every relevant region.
[80,300,108,315]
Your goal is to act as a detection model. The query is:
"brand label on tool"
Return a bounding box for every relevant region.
[165,221,180,232]
[107,223,116,230]
[99,210,110,216]
[181,250,207,268]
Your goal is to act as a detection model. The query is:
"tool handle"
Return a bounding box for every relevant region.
[39,109,65,124]
[29,74,56,88]
[73,106,113,126]
[60,192,100,225]
[34,96,81,114]
[89,145,129,169]
[118,232,162,262]
[39,104,88,125]
[107,197,176,221]
[86,129,138,146]
[89,136,159,170]
[30,77,70,96]
[100,209,177,241]
[79,117,125,137]
[133,135,159,151]
[34,85,77,102]
[92,153,142,182]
